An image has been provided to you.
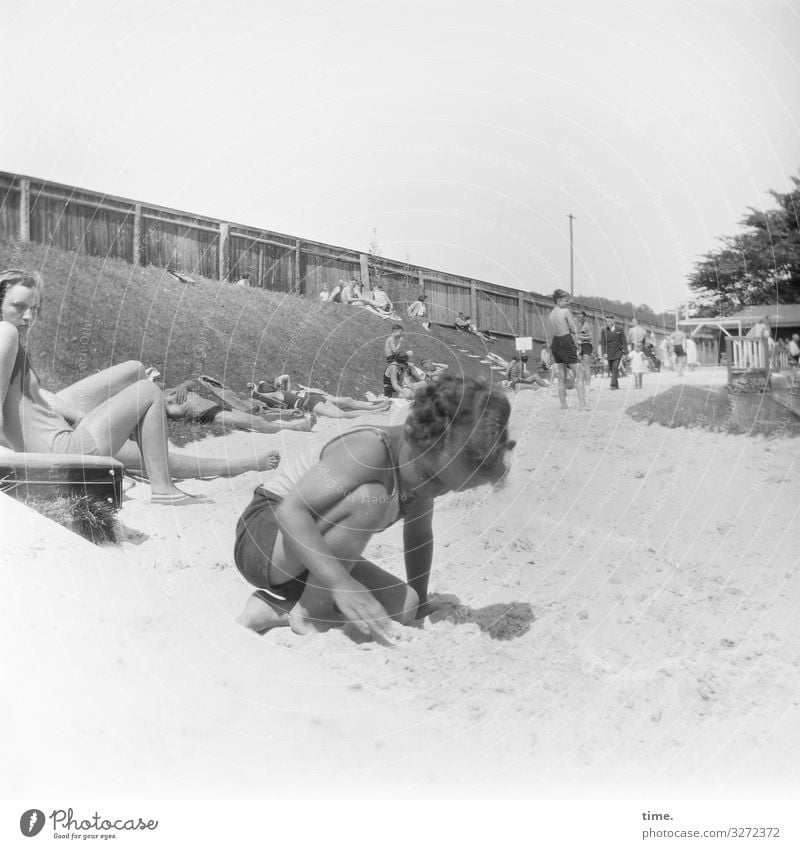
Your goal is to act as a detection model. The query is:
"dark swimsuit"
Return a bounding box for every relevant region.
[233,427,410,606]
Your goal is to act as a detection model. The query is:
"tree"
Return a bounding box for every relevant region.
[367,228,386,290]
[688,173,800,315]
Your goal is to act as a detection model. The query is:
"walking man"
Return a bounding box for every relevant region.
[600,316,627,390]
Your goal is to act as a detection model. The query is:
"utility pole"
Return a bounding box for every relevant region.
[567,213,576,297]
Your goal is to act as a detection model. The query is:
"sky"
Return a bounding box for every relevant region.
[2,0,799,313]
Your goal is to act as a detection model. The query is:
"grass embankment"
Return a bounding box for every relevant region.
[1,241,515,446]
[628,384,800,437]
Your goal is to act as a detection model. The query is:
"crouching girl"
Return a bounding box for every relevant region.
[234,375,515,640]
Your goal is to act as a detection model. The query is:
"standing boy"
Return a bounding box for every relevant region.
[548,289,587,410]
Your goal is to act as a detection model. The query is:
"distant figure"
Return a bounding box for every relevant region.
[407,292,427,320]
[416,359,448,381]
[383,351,414,399]
[329,282,343,303]
[340,279,360,304]
[235,272,252,288]
[629,343,647,390]
[505,353,549,391]
[600,315,627,390]
[789,334,800,365]
[576,310,593,384]
[454,312,470,332]
[659,336,674,371]
[384,324,405,362]
[746,316,769,340]
[670,328,687,376]
[685,336,699,370]
[548,289,587,410]
[627,317,647,351]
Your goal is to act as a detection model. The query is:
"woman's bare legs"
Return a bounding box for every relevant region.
[116,440,281,479]
[325,396,391,412]
[311,401,377,419]
[215,410,315,433]
[55,361,146,413]
[73,380,184,496]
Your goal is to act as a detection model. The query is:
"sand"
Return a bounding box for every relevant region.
[2,367,799,801]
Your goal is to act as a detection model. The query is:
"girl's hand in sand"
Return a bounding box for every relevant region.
[332,579,396,641]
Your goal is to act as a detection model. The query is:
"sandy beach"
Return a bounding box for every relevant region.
[2,367,799,801]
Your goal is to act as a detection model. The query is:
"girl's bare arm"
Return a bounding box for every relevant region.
[275,432,396,638]
[402,496,434,615]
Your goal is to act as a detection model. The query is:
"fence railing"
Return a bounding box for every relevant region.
[1,170,663,346]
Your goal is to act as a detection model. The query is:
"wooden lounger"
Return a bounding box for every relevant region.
[0,452,124,508]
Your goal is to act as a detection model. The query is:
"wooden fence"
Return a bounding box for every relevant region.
[0,170,663,347]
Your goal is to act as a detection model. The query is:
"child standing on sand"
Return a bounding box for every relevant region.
[234,375,515,640]
[630,342,647,389]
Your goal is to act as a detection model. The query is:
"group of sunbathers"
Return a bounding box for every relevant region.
[382,325,448,399]
[319,278,402,320]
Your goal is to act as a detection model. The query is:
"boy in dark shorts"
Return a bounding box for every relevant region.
[548,289,588,410]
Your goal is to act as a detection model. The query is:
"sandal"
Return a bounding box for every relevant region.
[149,491,213,506]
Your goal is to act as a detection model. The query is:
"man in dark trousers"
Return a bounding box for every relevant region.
[600,316,627,390]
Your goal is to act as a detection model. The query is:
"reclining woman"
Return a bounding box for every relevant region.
[249,374,391,419]
[0,269,282,505]
[235,375,515,638]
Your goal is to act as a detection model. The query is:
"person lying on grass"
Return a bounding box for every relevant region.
[0,269,282,506]
[234,374,515,640]
[163,378,315,433]
[248,374,391,419]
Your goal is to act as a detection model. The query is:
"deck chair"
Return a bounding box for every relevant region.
[0,452,124,508]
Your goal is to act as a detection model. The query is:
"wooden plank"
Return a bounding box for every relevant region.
[19,178,30,242]
[140,211,219,233]
[219,222,230,282]
[28,190,133,216]
[132,204,142,266]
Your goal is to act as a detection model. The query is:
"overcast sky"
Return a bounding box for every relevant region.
[2,0,798,312]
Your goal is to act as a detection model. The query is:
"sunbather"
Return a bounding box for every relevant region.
[0,269,282,504]
[250,375,391,419]
[163,379,314,433]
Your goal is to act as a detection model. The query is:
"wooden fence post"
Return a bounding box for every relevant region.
[132,204,142,266]
[19,178,30,243]
[218,222,230,282]
[359,253,370,290]
[418,269,425,292]
[469,280,478,325]
[518,291,525,336]
[294,240,302,294]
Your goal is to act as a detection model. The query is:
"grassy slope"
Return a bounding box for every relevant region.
[1,241,514,403]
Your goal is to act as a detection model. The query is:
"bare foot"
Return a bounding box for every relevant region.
[258,450,280,471]
[289,602,347,635]
[236,591,291,633]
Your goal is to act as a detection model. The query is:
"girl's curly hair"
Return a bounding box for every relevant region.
[406,375,515,481]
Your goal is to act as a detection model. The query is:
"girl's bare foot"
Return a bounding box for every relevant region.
[288,601,347,635]
[236,591,291,633]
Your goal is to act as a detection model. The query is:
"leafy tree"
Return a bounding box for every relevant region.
[688,173,800,315]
